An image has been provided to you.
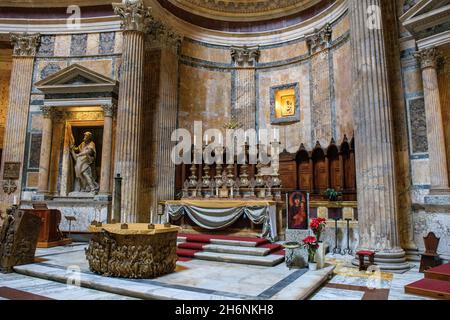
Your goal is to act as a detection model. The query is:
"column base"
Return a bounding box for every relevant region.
[351,249,412,273]
[94,193,112,202]
[32,193,53,201]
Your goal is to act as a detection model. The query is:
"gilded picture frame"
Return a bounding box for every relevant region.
[270,83,300,124]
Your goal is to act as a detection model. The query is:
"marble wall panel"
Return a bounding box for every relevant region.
[71,59,113,79]
[332,15,350,41]
[86,33,100,56]
[99,32,115,55]
[407,97,428,154]
[403,67,423,95]
[37,35,55,57]
[27,172,39,188]
[114,31,123,54]
[333,42,353,140]
[411,158,430,187]
[53,35,71,57]
[70,34,88,56]
[257,62,311,152]
[35,60,68,83]
[259,41,308,64]
[181,40,230,64]
[412,209,450,261]
[28,133,42,169]
[30,113,43,131]
[178,64,232,132]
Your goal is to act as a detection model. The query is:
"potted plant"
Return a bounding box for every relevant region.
[302,236,319,270]
[310,217,327,269]
[310,217,327,242]
[323,188,343,202]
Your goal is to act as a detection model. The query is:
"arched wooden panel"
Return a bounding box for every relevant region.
[312,144,327,193]
[296,148,312,192]
[328,144,341,190]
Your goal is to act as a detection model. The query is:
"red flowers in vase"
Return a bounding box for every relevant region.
[310,217,326,242]
[302,236,319,263]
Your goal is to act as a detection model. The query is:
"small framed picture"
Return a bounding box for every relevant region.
[286,191,309,230]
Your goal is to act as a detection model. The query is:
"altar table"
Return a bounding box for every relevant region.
[161,200,277,241]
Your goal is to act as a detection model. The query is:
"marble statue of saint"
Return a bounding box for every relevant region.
[70,131,100,194]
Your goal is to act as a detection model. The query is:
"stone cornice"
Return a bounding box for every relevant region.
[306,23,332,55]
[230,46,260,67]
[113,0,152,33]
[10,33,40,57]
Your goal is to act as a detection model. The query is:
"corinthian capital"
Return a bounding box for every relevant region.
[414,48,441,70]
[231,46,260,67]
[113,0,152,32]
[102,103,117,117]
[306,23,332,55]
[10,33,40,57]
[146,20,183,53]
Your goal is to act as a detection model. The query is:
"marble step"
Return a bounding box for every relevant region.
[405,278,450,300]
[187,251,285,267]
[178,242,281,256]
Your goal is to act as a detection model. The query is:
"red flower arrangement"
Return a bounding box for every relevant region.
[302,236,319,262]
[310,217,326,242]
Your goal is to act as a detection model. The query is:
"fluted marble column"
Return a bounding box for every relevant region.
[349,0,409,271]
[113,0,151,222]
[231,46,259,130]
[37,106,53,195]
[415,48,450,201]
[0,33,40,204]
[99,103,116,198]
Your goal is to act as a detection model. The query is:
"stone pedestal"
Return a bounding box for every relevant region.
[86,223,180,278]
[349,0,409,272]
[0,33,40,204]
[415,48,450,203]
[112,1,151,222]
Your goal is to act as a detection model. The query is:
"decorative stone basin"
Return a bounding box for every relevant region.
[86,223,181,279]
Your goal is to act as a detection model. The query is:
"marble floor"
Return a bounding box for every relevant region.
[310,254,434,300]
[0,245,434,300]
[7,243,334,300]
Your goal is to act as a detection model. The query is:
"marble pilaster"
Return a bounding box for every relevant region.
[144,22,182,222]
[231,46,260,130]
[415,48,450,201]
[0,33,40,204]
[349,0,409,271]
[113,0,151,222]
[306,24,332,145]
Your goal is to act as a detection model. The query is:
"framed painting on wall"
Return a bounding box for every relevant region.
[270,83,300,124]
[286,191,309,230]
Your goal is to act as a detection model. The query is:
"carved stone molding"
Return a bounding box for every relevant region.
[146,20,183,52]
[40,106,53,119]
[414,47,442,70]
[2,180,17,195]
[306,23,332,55]
[231,46,260,67]
[173,0,317,14]
[102,103,117,117]
[113,0,153,33]
[10,33,40,57]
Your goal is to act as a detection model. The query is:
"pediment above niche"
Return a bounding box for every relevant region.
[35,63,119,95]
[400,0,450,40]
